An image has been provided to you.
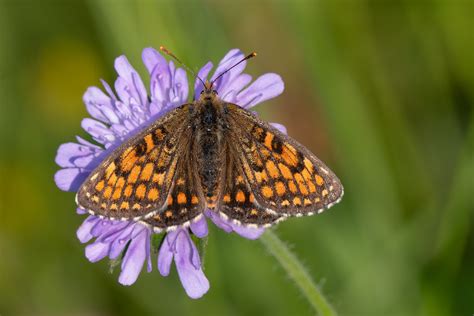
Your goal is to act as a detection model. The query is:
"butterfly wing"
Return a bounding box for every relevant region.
[223,103,343,223]
[142,143,206,232]
[76,104,192,220]
[214,140,283,226]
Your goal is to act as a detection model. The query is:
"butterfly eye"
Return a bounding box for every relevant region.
[200,90,204,95]
[212,90,217,95]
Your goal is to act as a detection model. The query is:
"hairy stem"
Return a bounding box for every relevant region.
[260,230,337,316]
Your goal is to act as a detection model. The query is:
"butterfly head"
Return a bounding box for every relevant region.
[159,46,257,102]
[198,52,258,101]
[199,80,218,101]
[158,46,216,100]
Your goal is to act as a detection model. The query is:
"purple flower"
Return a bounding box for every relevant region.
[55,47,284,299]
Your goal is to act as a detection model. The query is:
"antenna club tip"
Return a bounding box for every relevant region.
[251,52,257,57]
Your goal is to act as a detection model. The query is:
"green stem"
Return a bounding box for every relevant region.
[260,230,337,316]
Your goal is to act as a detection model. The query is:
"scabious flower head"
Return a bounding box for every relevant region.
[55,47,284,298]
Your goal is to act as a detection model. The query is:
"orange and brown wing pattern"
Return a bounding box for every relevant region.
[215,146,282,226]
[76,104,191,220]
[226,103,343,218]
[142,148,205,231]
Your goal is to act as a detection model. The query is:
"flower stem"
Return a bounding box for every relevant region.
[260,230,337,316]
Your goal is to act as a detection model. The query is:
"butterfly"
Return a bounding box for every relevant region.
[76,49,343,232]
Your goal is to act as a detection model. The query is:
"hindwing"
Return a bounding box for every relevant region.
[213,140,282,226]
[142,143,206,231]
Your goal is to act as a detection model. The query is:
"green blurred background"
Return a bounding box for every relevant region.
[0,1,473,315]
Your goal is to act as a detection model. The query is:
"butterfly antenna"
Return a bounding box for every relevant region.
[211,52,257,86]
[160,46,206,87]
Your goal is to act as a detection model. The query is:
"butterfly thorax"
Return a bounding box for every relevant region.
[194,91,225,208]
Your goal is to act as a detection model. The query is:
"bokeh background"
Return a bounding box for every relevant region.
[0,1,473,315]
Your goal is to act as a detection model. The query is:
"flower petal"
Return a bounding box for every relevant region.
[230,224,265,240]
[76,207,87,215]
[101,79,118,101]
[220,74,252,103]
[148,56,173,104]
[174,230,209,299]
[237,73,284,108]
[157,230,177,277]
[114,55,148,107]
[205,210,233,233]
[76,135,102,149]
[172,67,189,105]
[194,61,213,100]
[83,86,119,124]
[90,218,113,237]
[211,49,245,80]
[204,210,265,239]
[81,118,117,146]
[85,241,110,262]
[211,49,248,98]
[190,216,208,238]
[76,216,100,243]
[93,220,131,241]
[146,239,152,273]
[270,122,287,135]
[145,51,189,117]
[54,168,88,191]
[118,226,150,286]
[109,223,137,259]
[55,142,96,168]
[142,47,167,74]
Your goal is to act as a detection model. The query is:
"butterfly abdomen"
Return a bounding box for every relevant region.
[196,100,224,206]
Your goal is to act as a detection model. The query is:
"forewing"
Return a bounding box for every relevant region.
[76,104,191,220]
[225,103,343,218]
[142,145,206,232]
